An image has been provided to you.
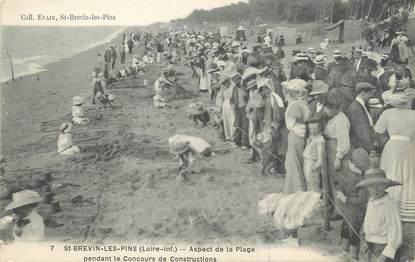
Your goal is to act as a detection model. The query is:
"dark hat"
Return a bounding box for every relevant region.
[310,80,329,96]
[355,168,401,188]
[307,114,323,124]
[322,89,342,109]
[355,82,376,93]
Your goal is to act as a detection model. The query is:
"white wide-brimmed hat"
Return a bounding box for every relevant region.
[73,96,85,106]
[382,89,415,108]
[282,79,308,92]
[242,67,260,81]
[314,55,326,64]
[5,190,43,211]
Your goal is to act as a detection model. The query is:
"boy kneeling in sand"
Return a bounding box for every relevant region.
[169,142,202,182]
[356,168,402,262]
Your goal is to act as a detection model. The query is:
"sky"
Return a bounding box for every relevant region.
[0,0,245,26]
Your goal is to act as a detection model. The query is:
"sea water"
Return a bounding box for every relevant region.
[0,26,126,82]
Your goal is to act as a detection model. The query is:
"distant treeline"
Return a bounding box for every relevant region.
[171,0,415,25]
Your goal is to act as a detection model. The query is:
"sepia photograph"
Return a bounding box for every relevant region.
[0,0,414,261]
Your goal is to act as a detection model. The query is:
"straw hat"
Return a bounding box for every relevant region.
[282,79,307,92]
[257,78,274,92]
[59,122,73,133]
[219,66,240,84]
[355,168,401,188]
[169,142,190,155]
[368,98,383,108]
[207,67,219,74]
[296,53,309,61]
[73,96,85,106]
[257,66,273,77]
[314,55,326,65]
[246,79,258,90]
[187,102,205,115]
[242,67,260,81]
[5,190,43,211]
[350,148,371,173]
[309,80,329,96]
[231,41,240,48]
[355,82,376,93]
[333,50,342,58]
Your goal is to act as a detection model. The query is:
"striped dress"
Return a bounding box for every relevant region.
[374,108,415,222]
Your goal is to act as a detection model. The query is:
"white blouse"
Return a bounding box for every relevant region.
[323,112,351,159]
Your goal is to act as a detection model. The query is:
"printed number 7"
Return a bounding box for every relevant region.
[50,245,54,251]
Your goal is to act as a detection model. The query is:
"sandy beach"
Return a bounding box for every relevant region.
[0,27,375,261]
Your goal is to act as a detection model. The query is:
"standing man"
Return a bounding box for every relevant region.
[119,43,126,65]
[110,46,117,69]
[127,37,134,54]
[276,46,285,60]
[346,82,376,153]
[103,47,112,84]
[313,55,328,81]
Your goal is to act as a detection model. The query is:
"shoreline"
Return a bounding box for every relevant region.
[0,26,127,84]
[0,26,138,159]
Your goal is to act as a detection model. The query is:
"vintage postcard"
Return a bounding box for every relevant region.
[0,0,414,261]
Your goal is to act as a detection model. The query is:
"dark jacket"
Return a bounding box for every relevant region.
[104,50,112,63]
[346,99,374,153]
[314,66,328,82]
[276,49,285,60]
[290,64,310,81]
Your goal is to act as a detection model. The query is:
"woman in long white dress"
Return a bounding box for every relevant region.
[374,90,415,261]
[221,74,238,141]
[283,79,310,193]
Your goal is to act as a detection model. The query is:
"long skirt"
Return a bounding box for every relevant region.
[234,107,249,147]
[222,99,235,140]
[325,138,349,195]
[380,137,415,222]
[284,132,306,193]
[303,157,321,193]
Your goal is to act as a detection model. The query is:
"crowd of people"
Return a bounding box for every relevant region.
[0,26,414,262]
[149,29,414,262]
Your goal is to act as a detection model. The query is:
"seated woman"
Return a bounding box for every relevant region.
[57,123,80,155]
[72,96,89,125]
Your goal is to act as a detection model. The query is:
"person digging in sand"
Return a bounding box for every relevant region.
[186,102,210,127]
[169,142,203,182]
[72,96,89,125]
